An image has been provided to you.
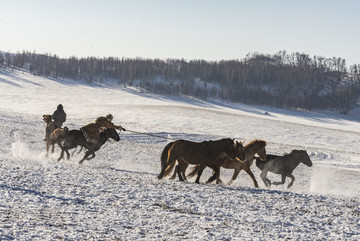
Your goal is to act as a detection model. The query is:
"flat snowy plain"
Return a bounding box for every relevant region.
[0,69,359,240]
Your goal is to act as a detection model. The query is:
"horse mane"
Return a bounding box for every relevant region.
[283,150,303,158]
[204,138,232,144]
[244,139,266,149]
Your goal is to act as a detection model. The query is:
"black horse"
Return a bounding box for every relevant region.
[58,128,120,164]
[255,150,313,188]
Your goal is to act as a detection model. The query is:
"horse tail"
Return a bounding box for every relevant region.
[160,142,174,170]
[163,161,176,178]
[187,165,201,178]
[158,141,176,179]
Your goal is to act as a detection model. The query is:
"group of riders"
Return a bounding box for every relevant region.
[44,104,125,144]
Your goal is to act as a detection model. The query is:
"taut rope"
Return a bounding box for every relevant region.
[125,129,177,141]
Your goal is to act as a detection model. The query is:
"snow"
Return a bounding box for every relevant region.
[0,69,359,240]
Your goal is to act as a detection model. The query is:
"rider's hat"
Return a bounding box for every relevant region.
[106,114,113,121]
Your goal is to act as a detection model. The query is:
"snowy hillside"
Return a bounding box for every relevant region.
[0,69,359,240]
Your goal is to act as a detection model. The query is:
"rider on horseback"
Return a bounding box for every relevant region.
[80,114,125,144]
[44,104,67,141]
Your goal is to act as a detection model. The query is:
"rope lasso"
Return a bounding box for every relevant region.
[125,129,177,141]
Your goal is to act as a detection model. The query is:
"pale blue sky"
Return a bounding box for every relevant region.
[1,0,359,65]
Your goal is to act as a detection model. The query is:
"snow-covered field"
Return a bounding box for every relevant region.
[0,69,359,240]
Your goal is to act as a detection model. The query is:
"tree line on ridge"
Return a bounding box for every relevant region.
[1,50,359,114]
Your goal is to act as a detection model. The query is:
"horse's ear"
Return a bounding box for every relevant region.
[238,138,245,144]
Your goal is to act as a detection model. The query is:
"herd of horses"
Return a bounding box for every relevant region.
[43,115,313,188]
[157,138,312,188]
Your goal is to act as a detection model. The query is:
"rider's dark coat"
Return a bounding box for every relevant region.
[80,117,119,143]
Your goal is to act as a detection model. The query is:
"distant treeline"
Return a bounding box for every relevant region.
[1,50,359,114]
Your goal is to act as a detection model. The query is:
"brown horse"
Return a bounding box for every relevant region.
[158,138,242,184]
[43,114,67,157]
[43,114,54,156]
[46,127,68,157]
[188,139,267,187]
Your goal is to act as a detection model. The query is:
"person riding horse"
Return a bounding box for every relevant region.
[44,104,67,141]
[80,114,125,144]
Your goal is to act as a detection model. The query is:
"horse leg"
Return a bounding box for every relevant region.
[177,159,188,181]
[79,150,94,164]
[78,157,86,164]
[170,163,187,180]
[260,169,271,187]
[71,146,78,157]
[206,167,220,184]
[286,174,295,188]
[55,141,63,154]
[227,165,243,186]
[58,149,65,161]
[176,165,185,181]
[195,165,206,184]
[66,149,70,160]
[85,151,96,160]
[243,165,259,188]
[56,141,70,160]
[225,159,243,185]
[169,165,178,180]
[265,175,272,186]
[273,174,286,186]
[46,142,50,157]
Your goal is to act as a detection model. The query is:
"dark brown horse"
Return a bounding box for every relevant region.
[163,140,245,183]
[58,128,120,164]
[188,139,267,187]
[255,150,312,188]
[158,138,242,184]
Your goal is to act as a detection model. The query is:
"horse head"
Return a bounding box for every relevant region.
[235,140,246,161]
[104,128,120,142]
[43,114,52,125]
[257,141,267,160]
[245,139,267,160]
[292,150,312,167]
